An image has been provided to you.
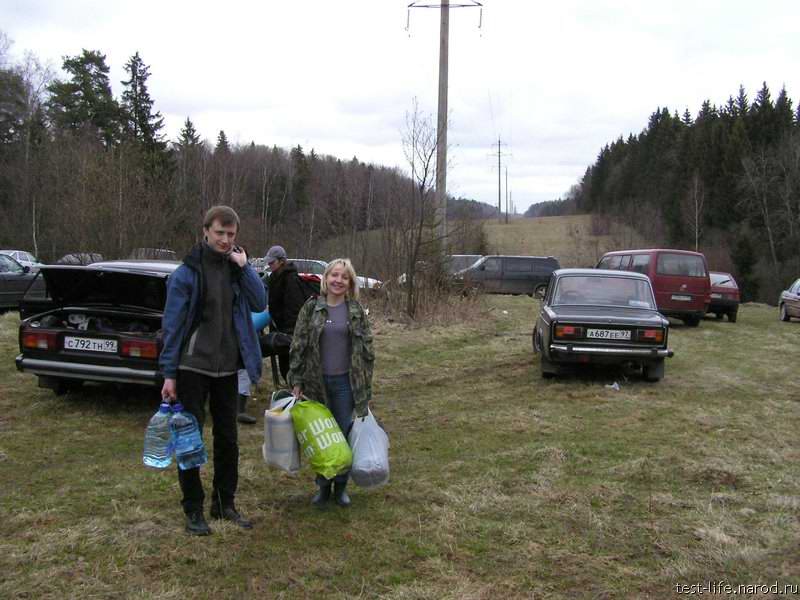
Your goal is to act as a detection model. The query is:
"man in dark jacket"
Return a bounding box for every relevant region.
[160,205,266,536]
[265,245,308,380]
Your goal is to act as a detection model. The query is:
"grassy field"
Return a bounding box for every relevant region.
[482,214,644,268]
[1,298,799,599]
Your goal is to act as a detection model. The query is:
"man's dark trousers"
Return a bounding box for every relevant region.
[176,370,239,514]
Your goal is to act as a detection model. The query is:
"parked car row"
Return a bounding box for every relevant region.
[7,242,794,396]
[532,248,744,382]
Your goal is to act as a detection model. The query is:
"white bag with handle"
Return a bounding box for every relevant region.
[348,409,390,488]
[262,392,300,474]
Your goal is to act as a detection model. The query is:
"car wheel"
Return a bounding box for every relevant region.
[540,353,558,379]
[48,378,83,396]
[780,303,790,322]
[728,308,738,323]
[643,359,664,382]
[534,284,547,300]
[714,312,724,320]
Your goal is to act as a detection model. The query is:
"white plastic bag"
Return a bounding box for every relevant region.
[262,393,301,474]
[348,409,389,488]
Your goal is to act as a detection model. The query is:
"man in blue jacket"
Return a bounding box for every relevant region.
[159,205,266,536]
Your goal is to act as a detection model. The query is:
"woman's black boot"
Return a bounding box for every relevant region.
[334,481,351,508]
[312,482,332,508]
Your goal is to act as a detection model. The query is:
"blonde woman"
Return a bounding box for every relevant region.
[288,258,375,508]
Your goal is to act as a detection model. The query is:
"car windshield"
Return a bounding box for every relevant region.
[553,275,656,309]
[448,255,482,273]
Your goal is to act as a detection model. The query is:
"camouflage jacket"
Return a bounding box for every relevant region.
[287,295,375,416]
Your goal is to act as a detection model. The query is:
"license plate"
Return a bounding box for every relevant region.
[671,294,692,301]
[64,336,118,353]
[587,329,631,340]
[710,293,722,299]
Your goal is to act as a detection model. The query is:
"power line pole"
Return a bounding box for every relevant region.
[436,0,449,245]
[505,166,509,224]
[407,1,483,249]
[492,136,510,223]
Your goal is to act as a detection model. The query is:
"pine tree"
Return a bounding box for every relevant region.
[120,52,165,153]
[46,49,120,146]
[215,130,230,154]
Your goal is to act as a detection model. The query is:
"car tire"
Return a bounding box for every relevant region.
[780,303,790,322]
[50,378,83,396]
[534,284,547,300]
[683,316,701,327]
[728,309,738,323]
[714,312,724,320]
[540,353,558,379]
[643,359,664,382]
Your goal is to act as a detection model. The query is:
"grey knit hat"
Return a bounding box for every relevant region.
[265,245,287,263]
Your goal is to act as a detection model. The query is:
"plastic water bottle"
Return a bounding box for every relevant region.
[143,402,174,469]
[170,403,208,470]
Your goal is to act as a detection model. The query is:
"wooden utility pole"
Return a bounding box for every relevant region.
[435,0,449,244]
[407,1,483,247]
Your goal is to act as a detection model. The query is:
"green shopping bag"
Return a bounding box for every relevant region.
[291,397,352,480]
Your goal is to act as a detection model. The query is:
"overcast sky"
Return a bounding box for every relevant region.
[5,1,799,214]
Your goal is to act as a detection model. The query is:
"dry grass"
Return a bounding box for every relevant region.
[482,214,645,267]
[1,292,799,598]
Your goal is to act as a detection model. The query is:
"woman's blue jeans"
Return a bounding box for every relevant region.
[317,373,354,486]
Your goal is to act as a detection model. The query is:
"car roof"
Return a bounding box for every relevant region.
[480,255,558,260]
[556,268,651,281]
[601,248,705,257]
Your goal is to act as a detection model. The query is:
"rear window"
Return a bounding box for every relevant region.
[710,273,737,288]
[656,253,707,277]
[553,275,656,309]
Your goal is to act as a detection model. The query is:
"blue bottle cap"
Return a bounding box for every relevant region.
[172,402,184,412]
[159,402,172,413]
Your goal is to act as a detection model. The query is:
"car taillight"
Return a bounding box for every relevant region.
[637,328,664,343]
[554,325,584,339]
[22,330,59,350]
[120,339,158,359]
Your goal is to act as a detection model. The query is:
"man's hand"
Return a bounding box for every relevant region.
[228,246,247,267]
[292,385,302,399]
[161,378,177,402]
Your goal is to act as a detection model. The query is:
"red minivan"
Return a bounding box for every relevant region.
[596,249,711,326]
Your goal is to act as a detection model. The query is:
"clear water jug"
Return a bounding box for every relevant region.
[170,403,208,470]
[143,402,174,469]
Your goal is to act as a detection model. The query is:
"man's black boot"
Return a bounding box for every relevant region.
[334,481,351,508]
[185,511,211,536]
[210,503,253,529]
[237,394,256,425]
[312,482,332,508]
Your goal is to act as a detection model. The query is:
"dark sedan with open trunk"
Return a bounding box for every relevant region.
[15,260,177,395]
[532,269,674,381]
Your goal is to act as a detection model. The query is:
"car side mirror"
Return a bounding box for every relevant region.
[22,266,30,274]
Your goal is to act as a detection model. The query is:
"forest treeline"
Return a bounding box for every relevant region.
[0,39,488,298]
[559,83,800,302]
